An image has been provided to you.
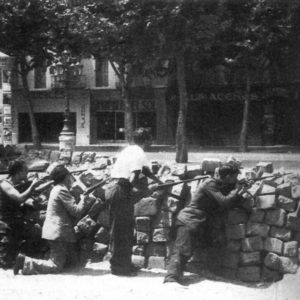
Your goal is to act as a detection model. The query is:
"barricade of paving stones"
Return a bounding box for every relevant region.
[219,162,300,283]
[2,150,300,283]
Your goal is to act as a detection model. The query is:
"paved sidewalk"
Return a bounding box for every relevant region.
[1,260,300,300]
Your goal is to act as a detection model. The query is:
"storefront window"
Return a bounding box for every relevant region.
[96,111,156,140]
[96,111,124,140]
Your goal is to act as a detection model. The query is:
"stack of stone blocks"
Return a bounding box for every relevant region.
[13,150,300,283]
[223,162,300,282]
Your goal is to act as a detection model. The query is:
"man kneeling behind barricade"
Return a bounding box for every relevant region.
[13,164,96,275]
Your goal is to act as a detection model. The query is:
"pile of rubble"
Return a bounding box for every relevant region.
[3,149,300,283]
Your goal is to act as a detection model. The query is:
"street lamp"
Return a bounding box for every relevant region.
[50,50,83,153]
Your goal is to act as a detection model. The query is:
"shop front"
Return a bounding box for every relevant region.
[90,89,158,144]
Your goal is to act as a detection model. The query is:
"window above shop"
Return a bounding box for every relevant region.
[34,66,46,89]
[2,70,11,84]
[95,58,109,87]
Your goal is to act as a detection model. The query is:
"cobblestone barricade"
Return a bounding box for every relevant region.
[1,149,300,283]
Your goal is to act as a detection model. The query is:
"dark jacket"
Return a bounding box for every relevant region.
[177,178,240,230]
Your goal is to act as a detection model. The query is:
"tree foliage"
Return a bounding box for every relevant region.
[219,0,293,151]
[0,0,61,148]
[142,0,221,162]
[0,0,299,151]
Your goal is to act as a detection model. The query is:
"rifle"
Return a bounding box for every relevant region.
[153,176,210,190]
[33,180,54,193]
[239,172,293,187]
[0,168,48,175]
[31,176,109,200]
[69,166,107,175]
[256,192,278,197]
[82,177,110,196]
[147,174,185,201]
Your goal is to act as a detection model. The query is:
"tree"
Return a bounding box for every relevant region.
[220,0,292,151]
[0,0,61,148]
[143,0,220,162]
[70,0,157,143]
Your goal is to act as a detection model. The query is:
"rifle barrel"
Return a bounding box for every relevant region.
[256,192,278,196]
[155,176,210,190]
[70,166,107,174]
[83,178,109,196]
[34,180,54,193]
[254,172,293,181]
[0,168,48,175]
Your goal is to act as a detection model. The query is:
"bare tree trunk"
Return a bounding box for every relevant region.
[21,70,41,149]
[239,70,251,152]
[110,60,134,143]
[122,84,134,143]
[165,72,178,143]
[175,51,188,163]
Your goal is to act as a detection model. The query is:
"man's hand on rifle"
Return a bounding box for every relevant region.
[238,178,254,189]
[148,183,160,192]
[142,166,157,182]
[236,181,250,196]
[24,197,36,207]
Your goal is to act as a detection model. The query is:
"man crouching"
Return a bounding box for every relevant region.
[164,162,246,286]
[13,165,91,275]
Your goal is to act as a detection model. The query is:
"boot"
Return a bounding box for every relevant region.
[13,253,25,275]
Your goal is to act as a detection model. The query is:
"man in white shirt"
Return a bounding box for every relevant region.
[105,128,153,276]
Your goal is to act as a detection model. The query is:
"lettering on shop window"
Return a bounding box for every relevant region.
[189,88,288,102]
[97,100,155,111]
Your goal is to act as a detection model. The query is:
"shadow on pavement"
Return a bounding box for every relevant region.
[182,266,273,289]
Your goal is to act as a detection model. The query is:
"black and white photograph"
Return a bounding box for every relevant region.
[0,0,300,299]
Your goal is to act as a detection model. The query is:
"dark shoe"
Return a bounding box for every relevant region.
[130,264,141,272]
[111,269,138,277]
[163,281,188,289]
[13,254,25,275]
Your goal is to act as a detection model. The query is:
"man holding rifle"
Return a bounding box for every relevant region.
[105,128,155,276]
[164,162,246,286]
[13,164,92,275]
[0,160,40,268]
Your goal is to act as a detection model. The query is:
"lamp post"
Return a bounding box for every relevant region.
[50,50,83,153]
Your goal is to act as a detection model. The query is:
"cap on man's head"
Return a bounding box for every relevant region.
[226,156,242,169]
[50,164,70,184]
[219,162,241,178]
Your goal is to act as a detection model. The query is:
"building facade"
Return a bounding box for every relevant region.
[0,51,14,146]
[10,56,300,147]
[12,57,170,146]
